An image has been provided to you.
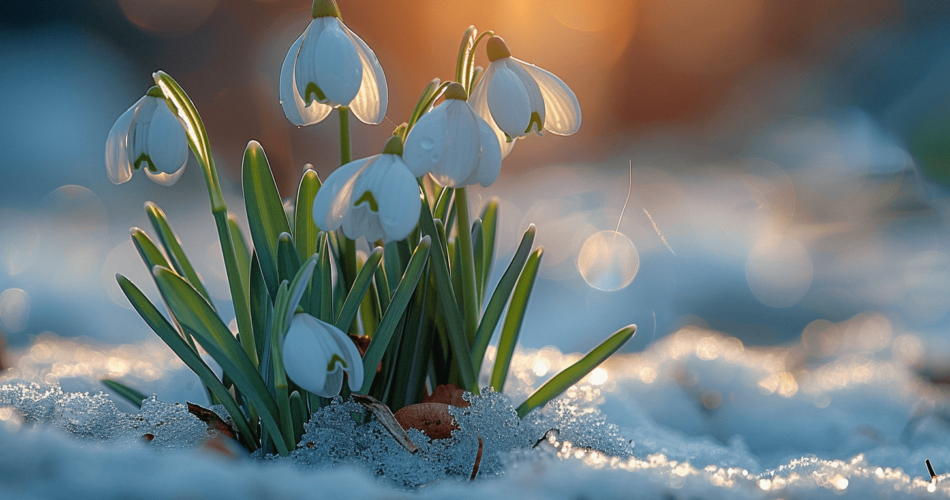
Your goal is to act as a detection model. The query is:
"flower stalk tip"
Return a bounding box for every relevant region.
[312,0,341,19]
[444,82,468,101]
[486,36,511,62]
[382,135,404,156]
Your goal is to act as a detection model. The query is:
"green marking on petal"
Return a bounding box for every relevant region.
[327,353,347,371]
[504,132,514,143]
[304,82,327,105]
[133,152,157,173]
[525,111,543,134]
[354,190,379,212]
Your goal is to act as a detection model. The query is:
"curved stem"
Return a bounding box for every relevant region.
[337,106,357,293]
[454,187,479,344]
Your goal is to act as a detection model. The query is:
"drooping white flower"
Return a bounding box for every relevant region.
[282,313,363,397]
[279,0,388,126]
[105,87,188,186]
[470,36,581,158]
[403,82,501,188]
[312,136,420,243]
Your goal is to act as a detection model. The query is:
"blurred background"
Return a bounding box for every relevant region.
[2,0,950,380]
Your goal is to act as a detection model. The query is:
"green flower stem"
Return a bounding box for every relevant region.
[454,188,479,344]
[153,71,257,368]
[214,210,259,368]
[338,106,351,165]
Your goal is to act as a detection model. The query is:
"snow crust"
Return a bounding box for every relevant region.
[1,316,949,499]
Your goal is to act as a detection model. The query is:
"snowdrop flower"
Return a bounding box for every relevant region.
[282,313,363,397]
[403,83,501,188]
[105,87,188,186]
[470,36,581,157]
[312,136,420,243]
[279,0,388,126]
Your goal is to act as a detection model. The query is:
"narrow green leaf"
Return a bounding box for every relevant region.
[213,210,259,368]
[418,200,478,393]
[374,258,391,312]
[479,199,499,302]
[278,255,318,330]
[516,325,637,418]
[472,224,536,375]
[335,247,382,332]
[270,281,296,451]
[359,237,430,394]
[294,169,322,260]
[408,79,442,130]
[319,233,334,323]
[117,274,258,451]
[228,213,252,305]
[433,185,454,222]
[383,241,403,295]
[249,252,272,363]
[491,248,543,392]
[101,379,147,409]
[277,232,302,287]
[290,391,306,444]
[144,202,213,306]
[455,26,477,92]
[152,266,288,456]
[472,219,484,307]
[243,140,292,299]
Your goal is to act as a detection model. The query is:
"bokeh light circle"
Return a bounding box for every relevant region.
[745,235,813,307]
[0,288,31,333]
[577,230,639,291]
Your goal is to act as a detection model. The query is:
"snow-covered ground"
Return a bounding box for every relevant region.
[2,312,950,499]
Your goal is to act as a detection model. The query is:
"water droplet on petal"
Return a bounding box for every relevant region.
[420,138,434,150]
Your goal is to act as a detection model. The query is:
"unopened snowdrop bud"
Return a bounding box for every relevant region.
[105,86,189,186]
[279,0,388,126]
[471,36,581,158]
[403,82,502,188]
[311,136,420,243]
[282,313,363,398]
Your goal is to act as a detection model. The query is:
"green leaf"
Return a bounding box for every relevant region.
[228,213,252,305]
[472,224,536,375]
[516,325,636,418]
[472,219,484,307]
[278,255,318,330]
[359,237,430,394]
[294,169,322,260]
[455,26,477,92]
[277,232,302,287]
[491,248,543,392]
[249,252,272,364]
[152,266,288,456]
[270,281,296,451]
[101,379,147,409]
[144,202,213,306]
[243,140,292,299]
[335,247,382,332]
[408,79,442,130]
[418,200,478,393]
[318,233,334,323]
[290,391,306,444]
[479,199,498,302]
[116,274,258,451]
[433,186,454,222]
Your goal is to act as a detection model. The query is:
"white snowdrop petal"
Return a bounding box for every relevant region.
[311,19,363,106]
[282,316,331,396]
[470,112,502,187]
[294,19,328,104]
[518,60,582,135]
[343,24,388,125]
[342,203,385,243]
[471,67,516,159]
[486,60,532,139]
[509,61,546,135]
[312,157,375,231]
[403,104,448,177]
[128,97,158,162]
[430,100,480,187]
[104,100,139,185]
[324,321,364,391]
[370,157,421,242]
[280,30,333,126]
[146,100,188,176]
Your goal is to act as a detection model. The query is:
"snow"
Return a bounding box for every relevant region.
[1,315,949,499]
